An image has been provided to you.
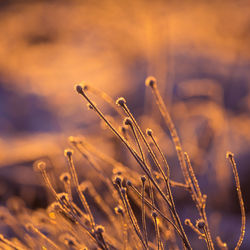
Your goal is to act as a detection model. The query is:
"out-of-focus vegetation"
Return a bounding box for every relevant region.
[0,0,249,249]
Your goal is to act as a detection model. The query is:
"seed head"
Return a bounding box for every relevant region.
[226,151,234,159]
[68,136,77,143]
[34,161,46,172]
[120,126,126,134]
[141,175,146,183]
[79,182,89,192]
[126,180,132,187]
[112,165,123,175]
[115,205,124,215]
[59,234,77,247]
[124,117,133,126]
[121,187,126,195]
[152,211,158,218]
[75,84,84,94]
[184,218,191,225]
[60,172,71,183]
[113,175,122,186]
[145,76,157,88]
[58,192,69,203]
[116,97,126,107]
[196,219,205,229]
[48,202,61,213]
[82,84,88,91]
[146,128,153,136]
[25,223,34,232]
[64,149,73,158]
[95,225,105,234]
[64,238,75,246]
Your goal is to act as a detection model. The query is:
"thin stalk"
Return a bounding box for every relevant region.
[184,219,205,239]
[115,208,128,250]
[0,234,26,250]
[75,85,191,249]
[83,84,125,117]
[26,224,60,250]
[152,212,163,250]
[83,181,119,232]
[141,176,148,248]
[128,182,183,240]
[65,150,95,231]
[125,117,146,162]
[216,236,228,250]
[184,152,214,249]
[124,117,155,207]
[120,188,147,249]
[145,77,190,187]
[146,129,170,179]
[117,99,191,249]
[227,152,246,250]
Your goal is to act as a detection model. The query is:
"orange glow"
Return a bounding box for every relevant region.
[0,1,249,249]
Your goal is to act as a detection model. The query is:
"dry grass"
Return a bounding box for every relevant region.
[0,78,246,249]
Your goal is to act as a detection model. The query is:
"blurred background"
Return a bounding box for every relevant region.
[0,0,250,248]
